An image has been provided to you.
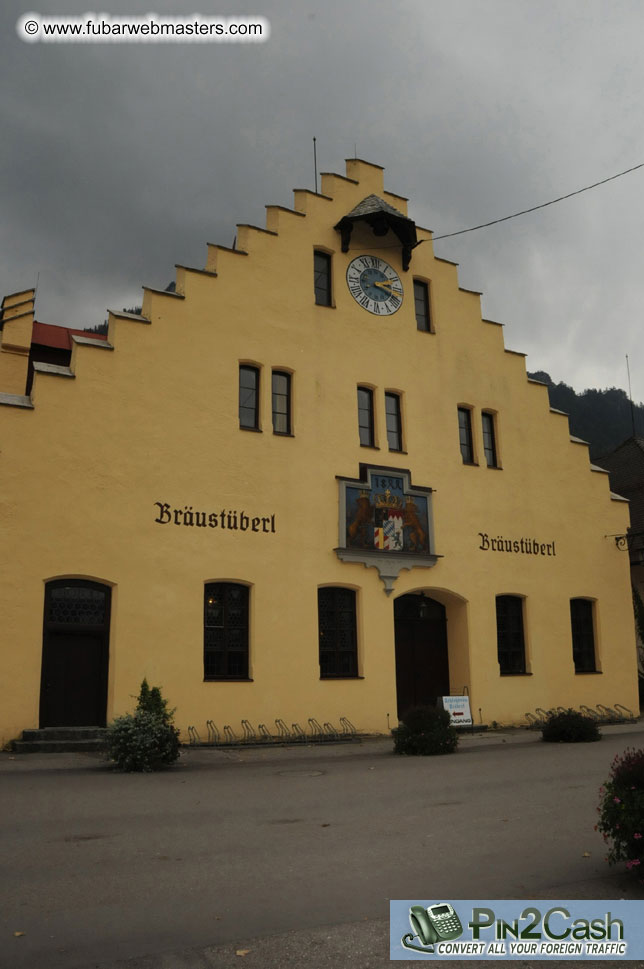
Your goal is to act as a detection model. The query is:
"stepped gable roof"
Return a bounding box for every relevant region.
[32,321,107,350]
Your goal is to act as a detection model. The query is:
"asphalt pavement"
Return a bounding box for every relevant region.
[2,724,643,969]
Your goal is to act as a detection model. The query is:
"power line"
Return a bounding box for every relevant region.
[431,162,644,241]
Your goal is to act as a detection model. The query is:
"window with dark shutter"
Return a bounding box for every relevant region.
[318,587,358,678]
[204,583,250,679]
[570,598,597,672]
[496,595,526,674]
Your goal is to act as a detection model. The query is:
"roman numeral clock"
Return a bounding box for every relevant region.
[346,255,403,315]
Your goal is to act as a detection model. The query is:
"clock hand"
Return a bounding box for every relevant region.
[373,280,402,294]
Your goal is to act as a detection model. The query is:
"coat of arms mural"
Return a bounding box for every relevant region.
[336,466,439,593]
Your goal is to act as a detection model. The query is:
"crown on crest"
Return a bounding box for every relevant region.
[374,488,404,510]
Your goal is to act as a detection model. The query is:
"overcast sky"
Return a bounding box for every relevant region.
[2,0,643,398]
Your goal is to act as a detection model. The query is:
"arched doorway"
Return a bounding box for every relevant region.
[394,593,449,720]
[39,580,111,727]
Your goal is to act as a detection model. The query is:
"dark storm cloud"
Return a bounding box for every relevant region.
[1,0,643,396]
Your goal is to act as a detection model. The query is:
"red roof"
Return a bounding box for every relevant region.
[31,321,107,350]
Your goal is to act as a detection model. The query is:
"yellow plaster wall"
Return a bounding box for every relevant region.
[0,161,639,745]
[0,289,35,396]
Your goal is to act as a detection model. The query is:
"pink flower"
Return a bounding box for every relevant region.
[626,859,641,869]
[614,797,621,804]
[634,833,642,840]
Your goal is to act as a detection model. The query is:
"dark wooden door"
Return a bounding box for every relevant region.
[40,580,111,727]
[394,594,449,720]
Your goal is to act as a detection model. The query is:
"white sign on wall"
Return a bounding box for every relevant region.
[441,695,473,727]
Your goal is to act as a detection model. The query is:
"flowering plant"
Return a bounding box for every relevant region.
[596,747,644,877]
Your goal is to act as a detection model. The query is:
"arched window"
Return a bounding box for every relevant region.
[317,587,358,678]
[204,583,250,679]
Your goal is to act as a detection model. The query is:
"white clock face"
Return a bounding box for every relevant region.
[346,256,403,316]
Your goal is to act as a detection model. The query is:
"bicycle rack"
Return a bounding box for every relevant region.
[257,723,273,742]
[308,718,325,741]
[275,718,291,741]
[580,705,601,721]
[597,704,621,723]
[614,703,636,721]
[323,721,340,741]
[188,715,363,747]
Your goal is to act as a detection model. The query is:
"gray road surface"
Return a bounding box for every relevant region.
[1,725,643,969]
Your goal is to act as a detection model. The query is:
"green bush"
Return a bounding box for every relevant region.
[597,747,644,879]
[106,679,179,772]
[136,677,175,726]
[541,709,601,743]
[392,705,458,756]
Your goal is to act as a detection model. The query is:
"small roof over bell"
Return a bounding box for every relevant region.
[334,194,418,271]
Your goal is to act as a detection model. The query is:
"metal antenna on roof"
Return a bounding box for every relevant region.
[313,137,318,194]
[626,355,636,437]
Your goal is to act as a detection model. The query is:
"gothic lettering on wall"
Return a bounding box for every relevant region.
[154,502,276,534]
[478,532,556,556]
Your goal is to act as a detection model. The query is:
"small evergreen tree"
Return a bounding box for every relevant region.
[106,679,179,772]
[136,677,174,725]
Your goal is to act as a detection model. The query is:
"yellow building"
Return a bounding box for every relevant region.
[0,158,639,745]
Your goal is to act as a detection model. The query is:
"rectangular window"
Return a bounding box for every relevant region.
[318,587,358,678]
[496,595,526,674]
[385,392,402,451]
[314,251,332,306]
[570,599,597,672]
[204,583,249,679]
[458,407,474,463]
[414,280,431,332]
[239,365,259,430]
[357,386,374,447]
[272,371,291,435]
[482,412,498,467]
